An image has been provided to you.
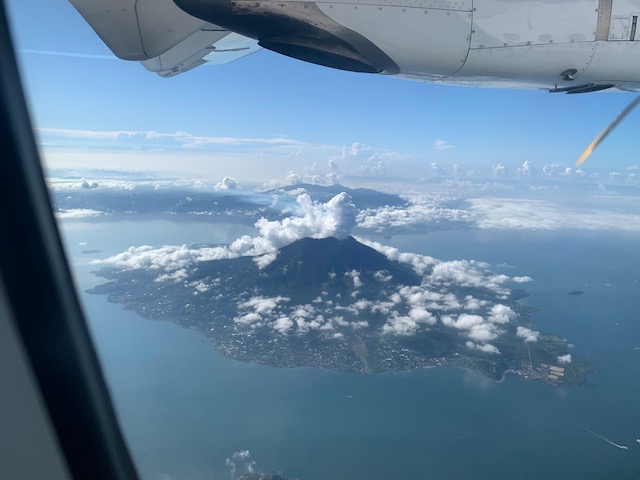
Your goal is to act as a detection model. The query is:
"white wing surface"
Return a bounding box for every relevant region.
[70,0,260,77]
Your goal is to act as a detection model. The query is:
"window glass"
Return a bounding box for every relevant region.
[7,1,640,479]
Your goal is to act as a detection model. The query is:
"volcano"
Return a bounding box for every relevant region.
[262,236,420,291]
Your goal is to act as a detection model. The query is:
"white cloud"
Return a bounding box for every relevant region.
[434,139,454,150]
[517,160,535,177]
[382,315,420,336]
[238,296,290,314]
[226,449,256,477]
[39,127,303,148]
[48,176,217,191]
[464,296,486,310]
[408,307,436,325]
[429,260,509,293]
[356,193,471,231]
[345,269,362,288]
[273,316,294,334]
[19,48,117,59]
[469,197,640,232]
[468,323,499,342]
[442,313,484,330]
[516,326,539,343]
[215,176,239,190]
[356,237,437,276]
[339,142,372,159]
[557,354,572,364]
[542,163,564,176]
[465,341,500,354]
[55,208,106,219]
[235,312,262,325]
[94,244,227,271]
[252,192,357,248]
[492,163,507,176]
[488,304,515,324]
[431,162,446,177]
[512,276,533,283]
[80,178,99,189]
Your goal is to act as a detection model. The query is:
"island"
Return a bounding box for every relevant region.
[88,236,595,385]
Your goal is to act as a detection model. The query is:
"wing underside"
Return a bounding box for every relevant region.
[70,0,260,77]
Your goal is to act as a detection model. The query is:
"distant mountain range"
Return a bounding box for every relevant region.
[270,183,405,208]
[52,182,406,220]
[52,189,275,219]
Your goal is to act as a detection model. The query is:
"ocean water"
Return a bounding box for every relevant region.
[59,220,640,480]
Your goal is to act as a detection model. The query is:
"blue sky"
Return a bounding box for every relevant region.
[6,0,640,187]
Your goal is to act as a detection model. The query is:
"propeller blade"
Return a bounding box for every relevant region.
[575,95,640,167]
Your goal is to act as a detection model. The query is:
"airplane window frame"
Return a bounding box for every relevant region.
[0,2,139,479]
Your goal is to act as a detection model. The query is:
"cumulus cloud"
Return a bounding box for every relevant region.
[488,304,515,324]
[468,323,499,342]
[492,163,507,176]
[429,260,510,293]
[226,450,255,479]
[442,313,484,330]
[557,354,572,364]
[234,295,291,326]
[512,276,533,283]
[80,178,99,189]
[253,192,357,246]
[345,269,363,289]
[542,163,563,176]
[326,141,407,178]
[382,315,421,336]
[516,326,539,342]
[215,176,239,190]
[95,192,358,270]
[465,341,500,354]
[273,316,294,333]
[357,159,387,175]
[338,142,372,159]
[464,296,487,310]
[517,161,535,177]
[441,312,501,343]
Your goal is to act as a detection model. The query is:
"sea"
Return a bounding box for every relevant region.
[58,219,640,480]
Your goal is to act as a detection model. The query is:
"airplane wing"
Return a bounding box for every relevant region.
[141,30,261,77]
[70,0,260,77]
